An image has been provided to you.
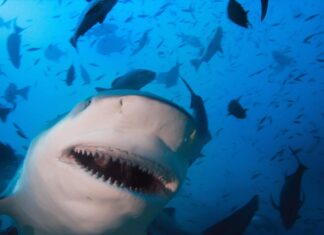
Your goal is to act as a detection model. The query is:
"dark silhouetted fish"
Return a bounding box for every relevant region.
[132,29,152,55]
[156,62,181,88]
[44,44,66,62]
[204,195,259,235]
[228,98,247,119]
[0,17,11,29]
[261,0,269,21]
[70,0,118,48]
[96,33,126,55]
[0,142,21,193]
[96,69,156,91]
[177,32,203,49]
[271,148,307,229]
[13,123,28,140]
[191,27,223,71]
[0,105,11,122]
[0,0,7,6]
[4,83,30,105]
[65,64,76,86]
[80,64,91,85]
[7,22,23,69]
[227,0,249,28]
[181,77,211,156]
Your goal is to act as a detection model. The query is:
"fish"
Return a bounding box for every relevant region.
[180,77,211,158]
[65,64,76,86]
[96,33,127,55]
[260,0,269,21]
[0,106,11,122]
[228,98,247,119]
[7,22,23,69]
[177,32,203,49]
[96,69,156,91]
[132,29,152,55]
[44,44,66,62]
[0,89,206,235]
[4,83,30,105]
[271,147,307,229]
[191,27,223,71]
[0,0,7,6]
[227,0,249,28]
[13,123,28,140]
[156,62,181,88]
[204,195,259,235]
[0,142,21,193]
[70,0,118,48]
[148,205,242,235]
[0,17,11,29]
[79,64,91,85]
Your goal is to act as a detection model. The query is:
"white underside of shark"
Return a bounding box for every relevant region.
[0,90,202,235]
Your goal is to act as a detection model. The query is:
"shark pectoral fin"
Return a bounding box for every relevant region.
[299,191,306,208]
[270,194,280,211]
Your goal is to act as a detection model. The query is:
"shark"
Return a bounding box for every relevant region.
[0,90,207,235]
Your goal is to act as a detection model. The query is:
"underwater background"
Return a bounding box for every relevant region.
[0,0,323,234]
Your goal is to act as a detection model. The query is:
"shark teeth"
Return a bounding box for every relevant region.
[65,145,178,196]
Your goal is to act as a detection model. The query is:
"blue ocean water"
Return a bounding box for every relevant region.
[0,0,323,235]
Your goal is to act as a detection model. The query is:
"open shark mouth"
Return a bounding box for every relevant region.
[63,145,178,197]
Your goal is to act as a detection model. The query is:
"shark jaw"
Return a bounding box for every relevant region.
[61,144,178,197]
[1,92,198,235]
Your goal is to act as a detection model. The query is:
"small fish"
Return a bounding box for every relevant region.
[271,149,307,229]
[0,0,7,6]
[96,69,156,91]
[0,17,11,28]
[260,0,269,21]
[156,62,181,88]
[70,0,118,48]
[0,105,11,122]
[7,21,24,69]
[44,44,66,62]
[191,26,223,71]
[80,65,91,85]
[304,14,319,22]
[227,0,249,28]
[228,98,247,119]
[132,29,152,55]
[26,47,41,51]
[251,172,262,179]
[205,195,259,235]
[13,123,28,139]
[65,64,76,86]
[4,83,30,104]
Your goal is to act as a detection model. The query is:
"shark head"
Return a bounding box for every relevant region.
[0,90,200,235]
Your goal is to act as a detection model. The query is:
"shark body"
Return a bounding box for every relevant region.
[0,90,204,235]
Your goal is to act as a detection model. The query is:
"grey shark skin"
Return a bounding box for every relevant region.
[70,0,118,48]
[0,90,204,235]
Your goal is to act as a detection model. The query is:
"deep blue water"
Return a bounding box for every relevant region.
[0,0,323,234]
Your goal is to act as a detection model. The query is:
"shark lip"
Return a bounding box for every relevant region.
[62,145,178,197]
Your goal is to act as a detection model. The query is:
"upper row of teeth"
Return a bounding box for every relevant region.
[72,146,169,183]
